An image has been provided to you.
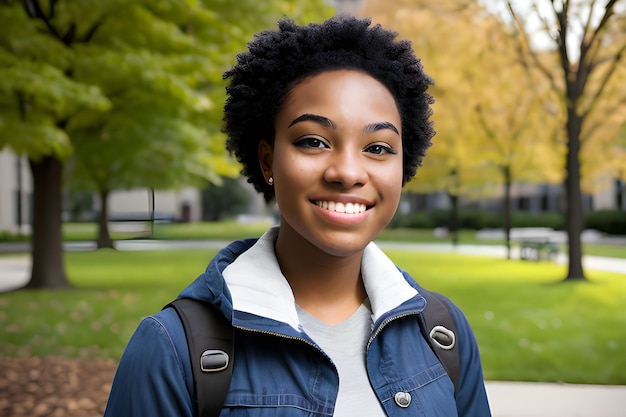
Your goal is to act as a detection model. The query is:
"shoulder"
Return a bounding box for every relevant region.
[117,309,193,389]
[103,309,194,417]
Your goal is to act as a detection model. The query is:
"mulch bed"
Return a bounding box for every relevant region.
[0,356,117,417]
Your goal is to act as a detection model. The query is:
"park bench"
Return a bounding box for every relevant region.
[519,240,559,261]
[511,227,560,261]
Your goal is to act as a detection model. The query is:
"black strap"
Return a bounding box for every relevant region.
[417,288,461,394]
[166,298,234,417]
[166,290,459,416]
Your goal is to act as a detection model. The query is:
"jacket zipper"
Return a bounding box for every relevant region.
[233,324,336,364]
[234,308,423,364]
[366,310,421,351]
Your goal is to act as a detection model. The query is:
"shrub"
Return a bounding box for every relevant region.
[511,212,566,230]
[0,231,29,242]
[585,210,626,235]
[458,209,502,229]
[201,177,251,221]
[391,209,569,230]
[389,211,440,229]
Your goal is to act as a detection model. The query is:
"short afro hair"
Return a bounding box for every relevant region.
[223,15,435,201]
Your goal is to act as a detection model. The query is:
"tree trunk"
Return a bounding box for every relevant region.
[564,107,586,280]
[25,156,71,289]
[97,188,114,249]
[149,188,155,238]
[503,167,512,260]
[448,192,459,246]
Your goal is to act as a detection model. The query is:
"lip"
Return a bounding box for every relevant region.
[314,200,367,214]
[309,196,374,225]
[310,195,374,206]
[310,196,373,210]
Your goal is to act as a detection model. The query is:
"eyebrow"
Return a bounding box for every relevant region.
[288,113,399,135]
[364,121,399,135]
[288,114,336,129]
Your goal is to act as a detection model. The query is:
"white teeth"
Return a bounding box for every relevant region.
[316,201,366,214]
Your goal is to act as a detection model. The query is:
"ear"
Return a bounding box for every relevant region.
[258,140,274,175]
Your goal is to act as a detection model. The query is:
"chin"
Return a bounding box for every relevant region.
[312,235,372,258]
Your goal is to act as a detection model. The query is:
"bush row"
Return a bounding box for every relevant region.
[585,210,626,235]
[390,209,626,234]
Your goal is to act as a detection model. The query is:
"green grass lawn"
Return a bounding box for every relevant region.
[387,251,626,385]
[0,249,212,359]
[1,248,625,385]
[57,222,626,258]
[61,220,274,241]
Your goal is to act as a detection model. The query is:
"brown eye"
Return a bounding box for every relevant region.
[365,144,397,155]
[295,137,329,149]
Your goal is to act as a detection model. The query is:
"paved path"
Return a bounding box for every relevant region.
[485,381,626,417]
[0,257,30,292]
[376,242,626,274]
[1,240,625,416]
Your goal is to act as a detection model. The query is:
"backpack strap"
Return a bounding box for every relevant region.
[165,290,459,414]
[417,288,461,395]
[165,298,234,417]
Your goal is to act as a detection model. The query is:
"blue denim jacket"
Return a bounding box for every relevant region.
[104,231,491,417]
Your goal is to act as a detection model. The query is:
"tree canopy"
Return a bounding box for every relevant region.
[364,0,626,277]
[0,0,334,287]
[364,0,563,248]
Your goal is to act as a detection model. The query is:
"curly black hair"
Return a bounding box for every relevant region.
[223,15,435,201]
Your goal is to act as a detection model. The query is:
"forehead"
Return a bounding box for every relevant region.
[278,70,401,127]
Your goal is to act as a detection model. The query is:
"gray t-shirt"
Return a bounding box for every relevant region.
[296,301,386,417]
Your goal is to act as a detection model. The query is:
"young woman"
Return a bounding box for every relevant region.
[104,15,491,417]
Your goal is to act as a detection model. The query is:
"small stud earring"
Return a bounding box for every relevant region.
[268,176,274,185]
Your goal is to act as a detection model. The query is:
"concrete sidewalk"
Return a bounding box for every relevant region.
[0,256,30,292]
[485,381,626,417]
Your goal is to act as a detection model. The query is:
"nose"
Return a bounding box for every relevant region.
[323,148,368,188]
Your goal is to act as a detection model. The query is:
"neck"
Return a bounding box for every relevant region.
[274,226,367,325]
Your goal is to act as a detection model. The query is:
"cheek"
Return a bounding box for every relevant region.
[272,152,317,197]
[380,169,404,215]
[274,149,319,178]
[379,162,404,196]
[387,179,403,208]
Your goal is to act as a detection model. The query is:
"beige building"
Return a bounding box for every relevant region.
[0,149,32,234]
[102,187,203,223]
[0,149,203,233]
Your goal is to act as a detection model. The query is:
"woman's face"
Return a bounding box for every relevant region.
[260,70,403,257]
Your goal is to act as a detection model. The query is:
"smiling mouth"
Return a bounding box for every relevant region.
[314,201,368,214]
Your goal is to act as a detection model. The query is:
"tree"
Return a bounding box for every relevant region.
[503,0,626,280]
[0,0,333,288]
[364,0,563,248]
[365,0,493,244]
[0,2,111,288]
[63,6,231,248]
[64,1,334,249]
[471,17,563,258]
